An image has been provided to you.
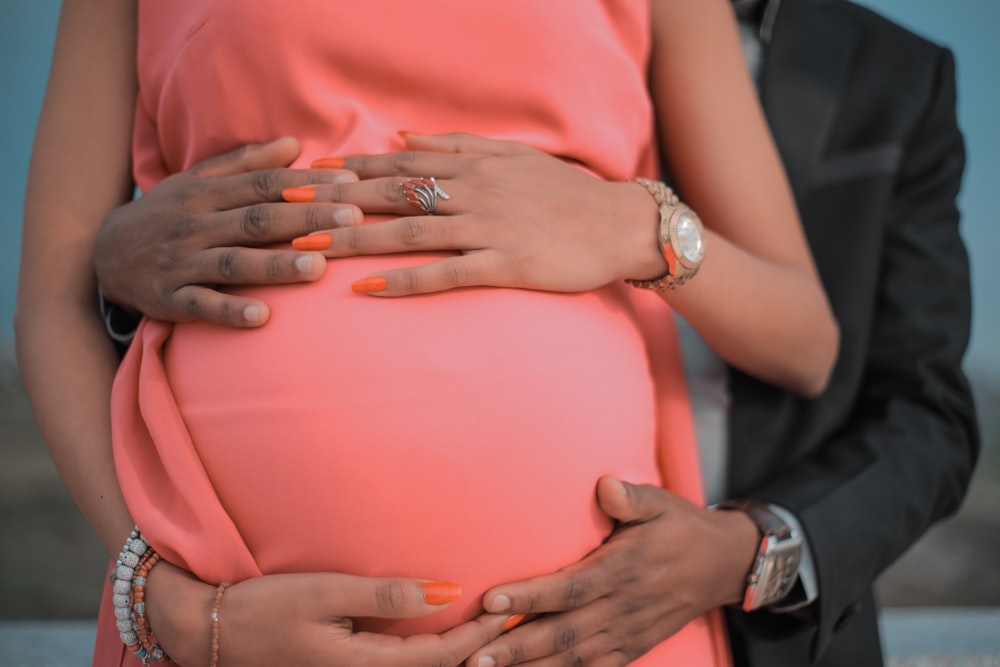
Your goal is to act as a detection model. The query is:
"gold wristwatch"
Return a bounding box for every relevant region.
[626,178,706,291]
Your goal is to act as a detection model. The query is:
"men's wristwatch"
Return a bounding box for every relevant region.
[626,177,707,291]
[713,499,803,611]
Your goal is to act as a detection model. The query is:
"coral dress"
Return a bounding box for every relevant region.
[96,1,730,664]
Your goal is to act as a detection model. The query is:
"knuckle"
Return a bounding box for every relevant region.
[397,218,427,246]
[217,251,238,280]
[393,151,417,171]
[375,580,408,614]
[560,651,584,667]
[183,295,201,318]
[303,205,323,233]
[401,269,420,292]
[444,262,469,287]
[268,254,283,278]
[507,642,526,665]
[251,169,281,199]
[562,580,586,609]
[172,178,203,203]
[164,217,201,243]
[241,205,272,238]
[553,625,579,653]
[379,178,406,203]
[345,226,364,252]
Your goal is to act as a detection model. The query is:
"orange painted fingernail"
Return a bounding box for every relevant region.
[292,233,332,251]
[311,157,346,169]
[282,186,316,203]
[351,276,388,293]
[397,130,425,139]
[422,581,462,606]
[502,614,527,632]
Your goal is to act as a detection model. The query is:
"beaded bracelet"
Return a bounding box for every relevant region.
[110,527,168,664]
[209,582,232,667]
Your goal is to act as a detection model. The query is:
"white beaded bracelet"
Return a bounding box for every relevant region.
[110,526,166,664]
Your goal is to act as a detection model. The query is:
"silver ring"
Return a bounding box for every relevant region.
[402,176,451,214]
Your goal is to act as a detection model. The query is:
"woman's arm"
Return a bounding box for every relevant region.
[647,0,839,395]
[15,0,138,556]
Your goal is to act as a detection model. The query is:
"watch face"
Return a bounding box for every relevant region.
[676,213,705,265]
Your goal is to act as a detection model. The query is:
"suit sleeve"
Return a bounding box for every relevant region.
[742,47,979,661]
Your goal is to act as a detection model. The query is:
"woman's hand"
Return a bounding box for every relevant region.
[465,477,759,666]
[145,562,512,667]
[287,132,667,296]
[94,137,361,327]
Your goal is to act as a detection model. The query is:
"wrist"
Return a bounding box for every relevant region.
[708,508,760,607]
[145,562,216,666]
[619,181,670,282]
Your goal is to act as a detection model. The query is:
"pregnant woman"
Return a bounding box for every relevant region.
[17,0,837,665]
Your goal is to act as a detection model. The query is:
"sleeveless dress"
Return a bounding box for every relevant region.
[95,1,731,664]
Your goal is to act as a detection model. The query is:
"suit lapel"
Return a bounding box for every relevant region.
[761,0,857,201]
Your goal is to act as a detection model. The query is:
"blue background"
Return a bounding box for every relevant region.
[1,0,998,385]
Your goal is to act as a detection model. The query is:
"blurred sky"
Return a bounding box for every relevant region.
[1,1,998,381]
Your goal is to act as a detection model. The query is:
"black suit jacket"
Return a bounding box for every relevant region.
[720,1,980,665]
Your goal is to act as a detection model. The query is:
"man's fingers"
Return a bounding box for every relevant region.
[195,247,327,286]
[186,137,302,178]
[169,285,271,328]
[202,201,360,248]
[469,607,612,667]
[481,553,615,617]
[210,167,357,210]
[595,476,668,525]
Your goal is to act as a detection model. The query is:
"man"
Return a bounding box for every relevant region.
[94,1,977,664]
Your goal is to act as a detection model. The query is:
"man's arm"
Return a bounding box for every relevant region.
[742,46,978,659]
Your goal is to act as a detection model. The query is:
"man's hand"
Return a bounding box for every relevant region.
[467,476,759,666]
[95,137,361,327]
[145,562,513,667]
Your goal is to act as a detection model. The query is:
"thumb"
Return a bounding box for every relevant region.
[595,475,664,524]
[399,131,537,157]
[187,136,302,178]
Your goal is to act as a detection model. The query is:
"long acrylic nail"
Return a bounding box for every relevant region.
[397,129,425,139]
[292,233,332,251]
[311,156,346,169]
[282,186,317,203]
[422,581,462,606]
[352,276,388,293]
[502,614,527,632]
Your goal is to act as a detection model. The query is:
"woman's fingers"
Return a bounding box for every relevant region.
[351,614,514,667]
[350,253,502,296]
[304,574,464,619]
[400,131,541,158]
[289,176,461,217]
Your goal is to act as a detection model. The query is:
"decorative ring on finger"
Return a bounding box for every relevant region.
[402,176,451,214]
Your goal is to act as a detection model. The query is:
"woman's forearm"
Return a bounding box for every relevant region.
[14,303,134,555]
[648,0,839,395]
[16,0,139,555]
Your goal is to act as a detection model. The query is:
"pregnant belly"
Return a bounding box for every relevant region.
[163,254,660,634]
